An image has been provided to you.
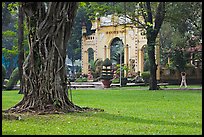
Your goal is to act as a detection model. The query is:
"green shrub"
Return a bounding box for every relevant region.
[112,78,128,86]
[141,71,150,83]
[75,72,81,78]
[2,64,6,86]
[6,67,19,90]
[112,78,120,83]
[75,77,87,82]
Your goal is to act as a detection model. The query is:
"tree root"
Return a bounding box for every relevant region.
[2,105,104,116]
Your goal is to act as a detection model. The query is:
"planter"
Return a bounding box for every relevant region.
[100,58,113,88]
[102,80,112,88]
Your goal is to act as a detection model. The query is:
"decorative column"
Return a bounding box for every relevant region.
[124,44,129,77]
[107,46,111,60]
[155,41,160,80]
[81,29,86,75]
[83,50,89,74]
[138,47,144,73]
[124,44,129,65]
[93,50,97,61]
[134,28,139,72]
[104,45,107,60]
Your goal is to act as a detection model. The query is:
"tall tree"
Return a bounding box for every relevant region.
[5,2,84,114]
[160,2,202,70]
[66,6,92,75]
[18,2,24,94]
[144,2,165,90]
[85,2,165,90]
[2,2,18,77]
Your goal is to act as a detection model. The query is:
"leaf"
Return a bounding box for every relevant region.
[7,2,18,15]
[2,30,16,37]
[79,2,86,7]
[146,22,153,27]
[2,2,5,8]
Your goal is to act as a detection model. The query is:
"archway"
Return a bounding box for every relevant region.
[81,14,158,77]
[87,48,94,70]
[88,48,94,63]
[110,37,124,65]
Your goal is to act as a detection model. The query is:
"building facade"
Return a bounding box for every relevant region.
[81,14,160,79]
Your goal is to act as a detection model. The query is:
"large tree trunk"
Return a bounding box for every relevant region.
[6,2,84,114]
[147,37,159,90]
[18,3,24,94]
[145,2,165,90]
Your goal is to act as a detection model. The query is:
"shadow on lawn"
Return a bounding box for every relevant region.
[74,111,201,128]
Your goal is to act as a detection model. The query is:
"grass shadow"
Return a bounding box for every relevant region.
[71,111,202,129]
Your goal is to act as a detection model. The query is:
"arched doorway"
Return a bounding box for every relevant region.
[87,48,94,71]
[109,37,126,78]
[110,37,124,65]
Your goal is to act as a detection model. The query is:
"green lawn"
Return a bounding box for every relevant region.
[2,87,202,135]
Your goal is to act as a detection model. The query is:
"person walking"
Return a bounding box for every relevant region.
[180,72,187,88]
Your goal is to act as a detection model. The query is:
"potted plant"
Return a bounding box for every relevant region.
[100,58,113,88]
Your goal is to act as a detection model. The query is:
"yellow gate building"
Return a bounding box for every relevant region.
[81,14,160,79]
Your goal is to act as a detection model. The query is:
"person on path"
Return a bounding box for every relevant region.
[180,72,187,88]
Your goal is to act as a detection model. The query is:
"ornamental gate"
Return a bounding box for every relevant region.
[81,15,160,79]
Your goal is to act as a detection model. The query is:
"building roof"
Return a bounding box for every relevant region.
[100,14,132,26]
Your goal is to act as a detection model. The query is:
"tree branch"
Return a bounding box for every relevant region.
[146,2,153,24]
[153,2,165,37]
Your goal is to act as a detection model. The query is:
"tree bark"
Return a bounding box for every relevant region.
[147,37,158,90]
[145,2,165,90]
[18,2,25,94]
[6,2,84,114]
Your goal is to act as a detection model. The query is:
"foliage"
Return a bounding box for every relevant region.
[170,49,187,72]
[115,64,129,78]
[2,2,15,31]
[141,71,150,83]
[88,59,95,72]
[2,65,6,86]
[67,4,94,67]
[6,2,19,15]
[144,54,150,71]
[165,2,202,40]
[84,2,165,90]
[2,2,29,77]
[75,73,88,82]
[2,28,19,77]
[110,39,124,65]
[94,59,103,73]
[5,67,19,90]
[89,58,104,79]
[111,78,120,84]
[160,2,202,68]
[102,58,112,67]
[160,20,198,71]
[75,77,88,82]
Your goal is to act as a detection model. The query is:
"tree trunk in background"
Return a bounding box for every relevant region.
[147,36,158,90]
[6,2,83,114]
[145,2,165,90]
[18,3,24,94]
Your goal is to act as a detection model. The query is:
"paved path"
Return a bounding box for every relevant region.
[160,87,202,90]
[12,83,202,91]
